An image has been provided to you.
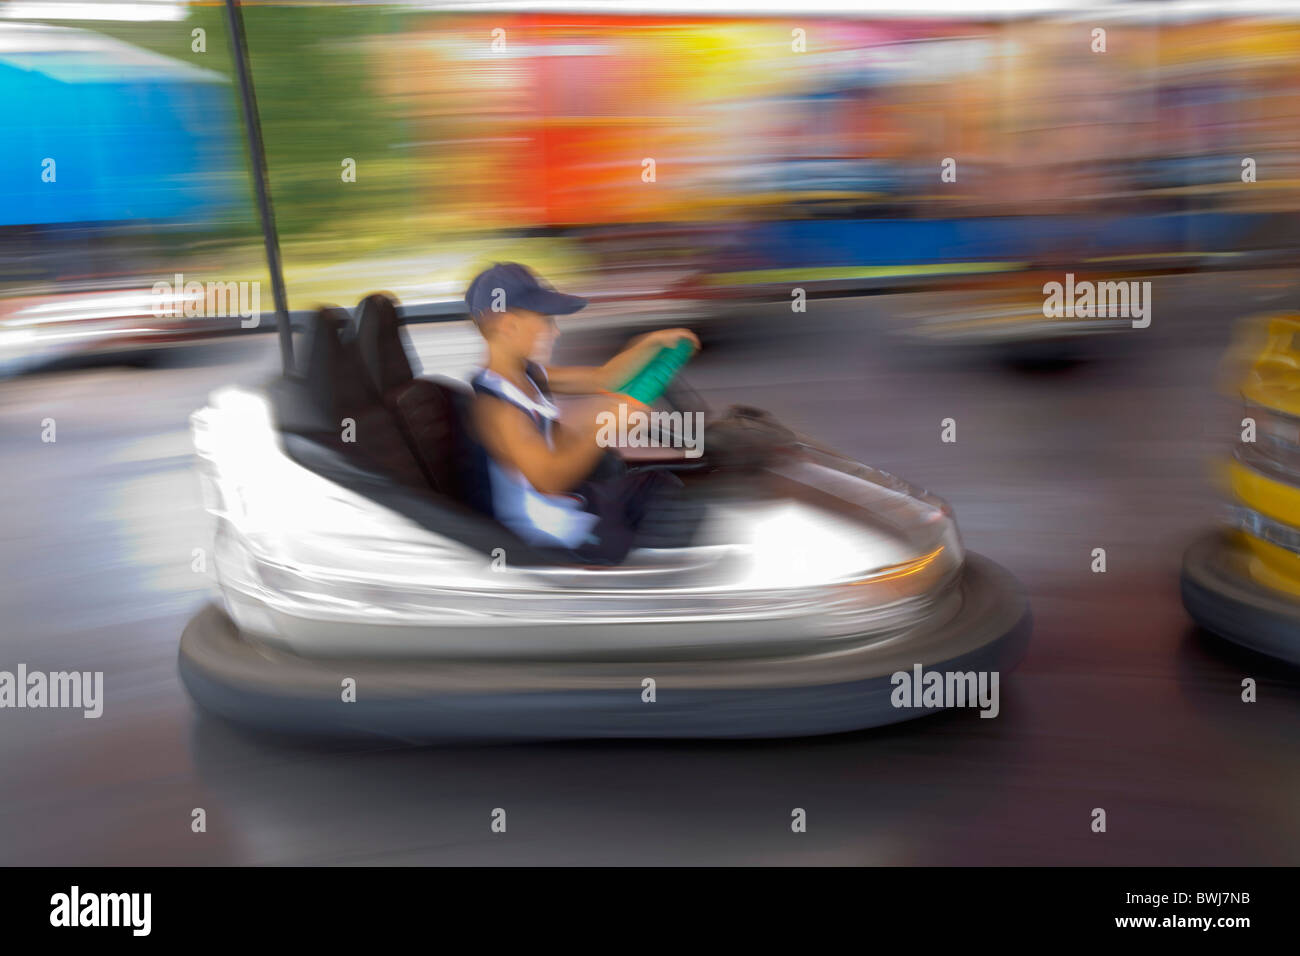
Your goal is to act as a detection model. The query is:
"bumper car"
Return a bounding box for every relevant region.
[1182,312,1300,665]
[891,270,1134,366]
[178,294,1031,740]
[0,285,229,377]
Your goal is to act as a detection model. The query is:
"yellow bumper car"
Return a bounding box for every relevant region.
[1182,313,1300,664]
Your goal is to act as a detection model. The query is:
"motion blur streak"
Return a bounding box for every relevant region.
[2,2,1300,864]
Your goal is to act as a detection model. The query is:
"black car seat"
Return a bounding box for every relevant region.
[274,307,429,489]
[354,294,492,514]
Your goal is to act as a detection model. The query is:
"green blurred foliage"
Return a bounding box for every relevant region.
[85,4,416,244]
[241,4,415,241]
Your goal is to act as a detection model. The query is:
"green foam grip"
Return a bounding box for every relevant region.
[616,339,695,405]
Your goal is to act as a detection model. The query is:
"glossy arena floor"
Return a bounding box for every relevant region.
[1,271,1298,865]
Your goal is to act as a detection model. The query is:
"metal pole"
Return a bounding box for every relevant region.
[223,0,293,375]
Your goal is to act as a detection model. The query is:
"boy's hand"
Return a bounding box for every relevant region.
[645,328,700,352]
[564,392,645,425]
[585,391,648,421]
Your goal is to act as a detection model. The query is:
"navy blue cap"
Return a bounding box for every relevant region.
[465,262,587,319]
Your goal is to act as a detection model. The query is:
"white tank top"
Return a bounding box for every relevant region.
[471,367,599,550]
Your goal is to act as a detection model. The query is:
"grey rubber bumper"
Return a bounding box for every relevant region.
[1181,529,1300,666]
[179,552,1032,742]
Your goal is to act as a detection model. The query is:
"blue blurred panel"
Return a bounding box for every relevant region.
[0,32,241,227]
[746,214,1277,268]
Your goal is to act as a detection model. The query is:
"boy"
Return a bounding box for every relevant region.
[466,262,699,564]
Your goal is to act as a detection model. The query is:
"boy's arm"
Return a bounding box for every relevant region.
[474,395,630,496]
[546,327,699,395]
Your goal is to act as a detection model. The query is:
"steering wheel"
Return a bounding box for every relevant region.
[614,339,696,406]
[660,373,710,419]
[606,340,711,471]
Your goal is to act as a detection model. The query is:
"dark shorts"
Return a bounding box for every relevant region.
[569,468,702,565]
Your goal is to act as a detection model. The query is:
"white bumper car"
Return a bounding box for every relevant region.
[179,296,1030,740]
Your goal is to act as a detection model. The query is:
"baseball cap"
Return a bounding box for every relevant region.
[464,262,588,319]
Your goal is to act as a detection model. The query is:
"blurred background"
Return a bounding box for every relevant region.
[4,0,1300,342]
[3,0,1300,865]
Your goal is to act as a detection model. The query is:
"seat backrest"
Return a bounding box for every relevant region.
[355,292,417,392]
[275,307,430,490]
[355,294,489,509]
